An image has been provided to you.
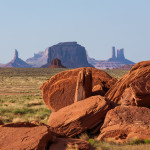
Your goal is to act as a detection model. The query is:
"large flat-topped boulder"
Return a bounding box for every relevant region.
[48,95,112,137]
[41,67,117,111]
[42,42,94,68]
[105,61,150,106]
[97,106,150,143]
[0,122,52,150]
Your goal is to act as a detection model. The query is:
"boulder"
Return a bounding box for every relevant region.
[105,61,150,106]
[0,122,52,150]
[48,95,112,137]
[49,138,94,150]
[48,58,66,68]
[41,67,117,111]
[97,106,150,143]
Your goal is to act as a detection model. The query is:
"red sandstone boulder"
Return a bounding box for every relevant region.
[49,138,94,150]
[0,122,52,150]
[41,67,117,111]
[97,106,150,143]
[48,95,112,137]
[105,61,150,106]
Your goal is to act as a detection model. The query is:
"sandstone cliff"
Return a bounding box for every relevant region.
[1,50,32,68]
[42,42,94,68]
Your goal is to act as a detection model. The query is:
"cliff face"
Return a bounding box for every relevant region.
[42,42,93,68]
[1,50,32,68]
[26,49,48,68]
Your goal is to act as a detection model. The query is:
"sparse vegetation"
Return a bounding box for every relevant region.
[104,69,129,80]
[0,68,150,149]
[0,68,67,123]
[79,133,150,150]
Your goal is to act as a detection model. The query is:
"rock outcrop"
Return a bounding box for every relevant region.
[48,58,66,68]
[2,50,32,68]
[49,138,94,150]
[42,42,94,68]
[74,68,92,102]
[105,61,150,106]
[41,67,117,111]
[0,122,52,150]
[98,106,150,143]
[48,95,112,137]
[26,49,48,68]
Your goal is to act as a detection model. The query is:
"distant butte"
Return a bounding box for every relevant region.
[1,50,32,68]
[88,47,135,69]
[42,42,94,68]
[48,58,66,68]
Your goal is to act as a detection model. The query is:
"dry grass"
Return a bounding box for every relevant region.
[79,133,150,150]
[1,68,149,150]
[0,68,67,123]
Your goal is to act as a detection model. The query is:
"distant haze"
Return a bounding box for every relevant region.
[0,0,150,63]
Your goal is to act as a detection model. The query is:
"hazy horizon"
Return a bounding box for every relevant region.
[0,0,150,64]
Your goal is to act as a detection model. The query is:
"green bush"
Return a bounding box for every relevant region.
[9,99,16,103]
[144,139,150,144]
[129,138,144,145]
[88,139,95,145]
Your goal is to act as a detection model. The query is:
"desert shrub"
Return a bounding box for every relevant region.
[144,139,150,144]
[0,108,12,113]
[88,139,96,145]
[13,108,34,115]
[129,138,144,145]
[9,99,16,103]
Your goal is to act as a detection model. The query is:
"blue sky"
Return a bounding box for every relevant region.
[0,0,150,63]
